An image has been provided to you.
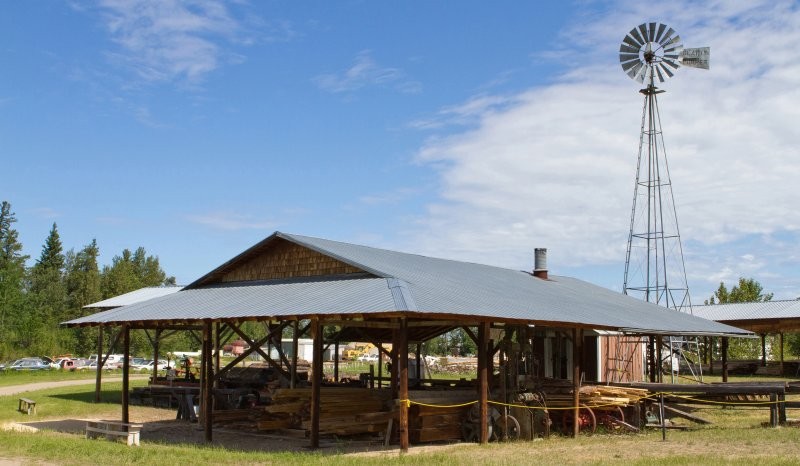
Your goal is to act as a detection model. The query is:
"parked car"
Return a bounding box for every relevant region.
[53,357,76,370]
[6,358,51,371]
[133,359,169,372]
[357,353,379,363]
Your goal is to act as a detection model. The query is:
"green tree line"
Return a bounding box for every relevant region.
[0,200,183,360]
[705,277,800,360]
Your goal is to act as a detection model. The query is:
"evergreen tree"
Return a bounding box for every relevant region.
[0,201,29,359]
[27,223,69,355]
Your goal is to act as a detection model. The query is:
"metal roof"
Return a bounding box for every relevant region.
[83,286,184,309]
[692,300,800,321]
[64,232,750,336]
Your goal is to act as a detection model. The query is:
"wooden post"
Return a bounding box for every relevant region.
[761,334,767,367]
[291,320,299,389]
[390,329,399,400]
[656,335,664,383]
[377,344,383,388]
[722,337,729,383]
[648,335,657,383]
[310,318,322,449]
[153,328,161,381]
[780,332,785,376]
[122,324,130,424]
[95,326,103,403]
[203,321,213,443]
[215,322,221,377]
[334,341,340,382]
[399,317,409,452]
[572,327,582,438]
[415,343,422,384]
[478,322,489,444]
[708,337,714,376]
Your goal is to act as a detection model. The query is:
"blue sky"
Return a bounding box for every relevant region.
[2,0,799,303]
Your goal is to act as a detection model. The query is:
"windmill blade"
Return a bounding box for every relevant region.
[623,35,643,49]
[648,22,657,42]
[655,66,666,82]
[660,28,676,45]
[654,23,667,43]
[638,24,649,44]
[679,47,710,69]
[634,64,648,83]
[620,53,640,63]
[658,63,675,79]
[619,43,640,55]
[662,58,680,70]
[626,62,643,79]
[621,59,641,73]
[629,27,645,45]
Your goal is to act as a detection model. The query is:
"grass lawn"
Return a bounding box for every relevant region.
[1,376,799,465]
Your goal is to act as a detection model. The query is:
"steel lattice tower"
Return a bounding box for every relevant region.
[617,22,710,383]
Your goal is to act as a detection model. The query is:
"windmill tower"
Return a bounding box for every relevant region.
[615,22,710,383]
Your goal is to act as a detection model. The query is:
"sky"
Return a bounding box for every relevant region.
[2,0,799,303]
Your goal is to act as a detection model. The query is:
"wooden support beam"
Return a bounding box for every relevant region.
[334,341,340,382]
[572,327,582,438]
[291,320,299,389]
[462,326,478,345]
[478,321,489,445]
[95,326,103,403]
[228,322,291,379]
[122,324,130,424]
[761,334,768,367]
[310,318,322,449]
[213,333,272,382]
[203,321,213,443]
[399,317,409,452]
[323,319,399,329]
[722,337,729,383]
[780,332,785,376]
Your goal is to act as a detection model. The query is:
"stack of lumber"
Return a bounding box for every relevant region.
[271,387,393,436]
[578,385,650,407]
[408,390,475,443]
[539,381,648,408]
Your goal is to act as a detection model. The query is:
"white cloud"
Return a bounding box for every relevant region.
[404,1,800,299]
[185,211,277,231]
[314,50,421,94]
[97,0,247,84]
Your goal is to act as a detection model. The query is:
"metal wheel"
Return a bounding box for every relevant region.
[561,404,596,435]
[492,414,521,441]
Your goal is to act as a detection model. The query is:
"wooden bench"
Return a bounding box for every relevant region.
[85,420,143,446]
[18,398,36,415]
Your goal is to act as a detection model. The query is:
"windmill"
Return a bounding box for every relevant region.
[615,22,710,383]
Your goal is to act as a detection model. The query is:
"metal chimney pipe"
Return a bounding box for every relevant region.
[533,248,548,280]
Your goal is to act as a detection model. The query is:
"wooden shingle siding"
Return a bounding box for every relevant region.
[218,239,364,283]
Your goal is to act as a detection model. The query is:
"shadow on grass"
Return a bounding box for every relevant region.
[48,389,124,404]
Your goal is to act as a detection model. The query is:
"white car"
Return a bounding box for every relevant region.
[357,353,379,363]
[133,360,169,372]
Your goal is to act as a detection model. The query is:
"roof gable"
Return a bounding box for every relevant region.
[189,234,371,288]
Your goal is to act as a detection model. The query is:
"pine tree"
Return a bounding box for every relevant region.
[0,201,30,359]
[28,223,69,355]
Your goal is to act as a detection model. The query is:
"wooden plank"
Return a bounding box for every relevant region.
[663,405,712,424]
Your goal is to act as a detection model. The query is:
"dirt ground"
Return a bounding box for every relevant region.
[0,378,440,457]
[2,405,419,456]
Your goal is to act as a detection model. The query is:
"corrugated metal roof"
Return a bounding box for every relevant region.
[83,286,184,309]
[692,300,800,321]
[64,232,750,336]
